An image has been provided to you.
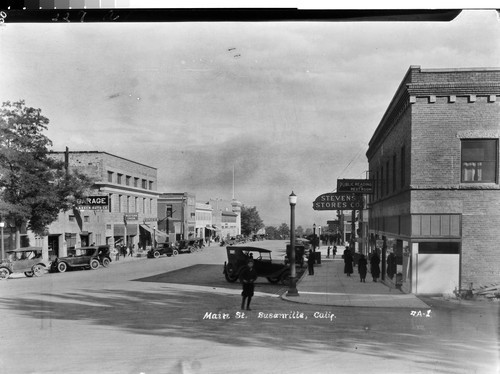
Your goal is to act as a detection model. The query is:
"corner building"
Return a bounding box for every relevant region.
[366,66,500,295]
[39,151,159,259]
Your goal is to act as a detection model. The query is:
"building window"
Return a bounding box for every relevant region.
[134,177,139,188]
[69,215,75,222]
[461,139,498,182]
[386,161,389,195]
[118,195,122,213]
[126,175,131,186]
[84,216,90,223]
[149,181,153,190]
[380,166,384,197]
[142,179,147,189]
[117,173,123,184]
[392,154,397,192]
[107,171,114,183]
[401,145,406,188]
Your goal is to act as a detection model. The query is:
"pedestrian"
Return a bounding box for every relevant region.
[370,250,381,282]
[387,252,397,280]
[112,246,120,261]
[327,246,331,258]
[358,254,368,282]
[129,244,134,257]
[332,245,337,259]
[307,250,315,275]
[343,248,353,276]
[240,260,257,310]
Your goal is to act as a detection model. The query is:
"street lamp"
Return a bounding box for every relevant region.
[0,221,5,261]
[313,223,316,252]
[318,225,322,250]
[286,191,299,297]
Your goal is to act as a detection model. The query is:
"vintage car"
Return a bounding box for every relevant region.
[51,245,112,273]
[177,239,204,254]
[284,244,306,268]
[223,246,291,284]
[147,243,178,258]
[0,247,50,279]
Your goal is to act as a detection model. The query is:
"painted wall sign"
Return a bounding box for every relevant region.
[76,195,109,210]
[313,193,364,210]
[337,179,374,194]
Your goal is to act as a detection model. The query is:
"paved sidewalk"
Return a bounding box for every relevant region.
[282,250,429,308]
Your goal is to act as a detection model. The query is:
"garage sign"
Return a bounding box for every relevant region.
[76,196,109,210]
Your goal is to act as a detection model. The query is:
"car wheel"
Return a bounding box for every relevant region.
[102,258,110,267]
[189,247,196,253]
[57,262,68,273]
[266,277,280,284]
[0,267,10,280]
[24,271,34,277]
[172,249,179,256]
[90,259,99,270]
[32,264,44,277]
[153,251,160,259]
[224,264,238,283]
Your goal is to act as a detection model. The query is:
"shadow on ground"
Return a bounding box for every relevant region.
[0,283,498,373]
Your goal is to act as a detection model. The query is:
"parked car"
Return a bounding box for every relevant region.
[147,243,178,258]
[223,246,291,285]
[51,245,112,273]
[284,244,306,268]
[0,247,50,279]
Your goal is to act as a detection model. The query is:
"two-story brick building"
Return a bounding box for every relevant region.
[366,66,500,295]
[32,151,159,259]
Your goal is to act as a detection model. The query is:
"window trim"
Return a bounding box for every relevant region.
[460,139,498,183]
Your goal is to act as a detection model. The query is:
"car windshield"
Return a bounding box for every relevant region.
[8,250,42,260]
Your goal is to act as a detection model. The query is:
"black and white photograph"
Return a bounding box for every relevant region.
[0,2,499,373]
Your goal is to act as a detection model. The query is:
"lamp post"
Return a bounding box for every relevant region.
[318,225,322,250]
[0,221,4,261]
[286,191,299,297]
[313,223,316,252]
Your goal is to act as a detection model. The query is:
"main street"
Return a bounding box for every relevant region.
[0,241,498,374]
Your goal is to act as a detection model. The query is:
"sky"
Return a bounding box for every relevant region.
[1,8,499,228]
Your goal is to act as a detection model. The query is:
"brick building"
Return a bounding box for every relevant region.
[33,151,159,259]
[366,66,500,294]
[157,192,196,242]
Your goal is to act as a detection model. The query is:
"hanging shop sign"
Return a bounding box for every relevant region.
[76,195,109,210]
[123,213,139,221]
[313,193,364,211]
[337,179,374,194]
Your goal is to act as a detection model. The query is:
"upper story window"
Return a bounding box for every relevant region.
[142,179,147,189]
[461,139,498,183]
[117,173,123,184]
[107,171,114,183]
[149,181,153,190]
[126,175,131,186]
[134,177,139,188]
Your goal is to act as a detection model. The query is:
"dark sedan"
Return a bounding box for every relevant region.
[51,245,112,273]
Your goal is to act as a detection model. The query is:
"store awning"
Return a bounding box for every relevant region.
[140,224,154,235]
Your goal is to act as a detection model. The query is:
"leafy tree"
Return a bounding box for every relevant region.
[264,225,279,240]
[0,100,93,244]
[277,223,290,239]
[296,225,304,237]
[240,205,264,236]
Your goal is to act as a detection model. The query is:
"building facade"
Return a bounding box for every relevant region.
[195,202,215,240]
[157,192,196,242]
[366,66,500,294]
[208,198,242,239]
[33,151,159,259]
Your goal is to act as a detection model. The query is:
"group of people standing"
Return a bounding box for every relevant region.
[343,247,381,283]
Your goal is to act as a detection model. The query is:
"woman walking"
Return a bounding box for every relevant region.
[343,248,354,277]
[370,251,381,282]
[358,254,368,282]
